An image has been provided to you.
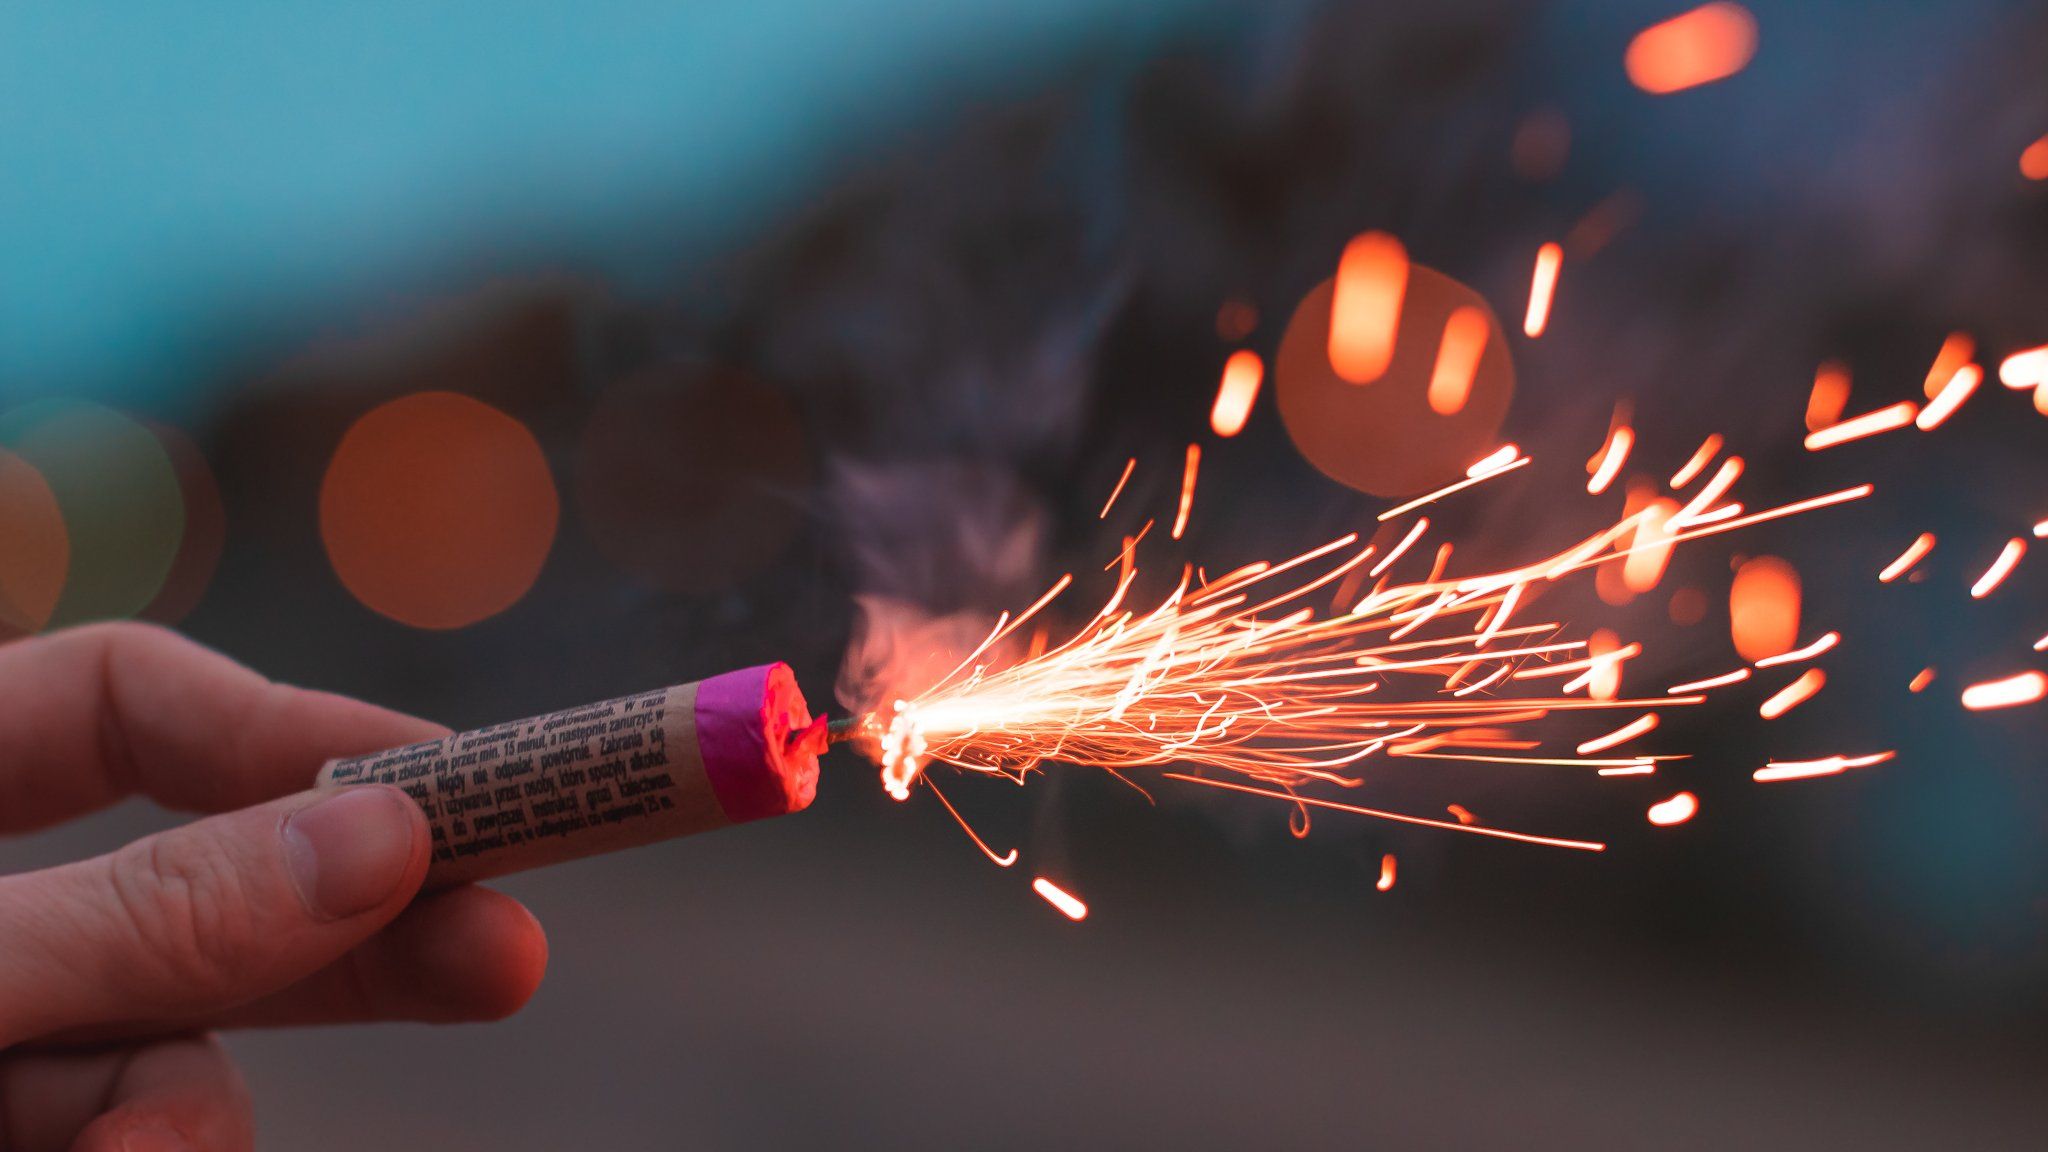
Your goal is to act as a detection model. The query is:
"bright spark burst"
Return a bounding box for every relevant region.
[850,452,1875,852]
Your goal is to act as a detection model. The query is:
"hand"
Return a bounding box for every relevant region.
[0,623,549,1151]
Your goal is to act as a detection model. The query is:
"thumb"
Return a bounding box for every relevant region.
[0,785,428,1044]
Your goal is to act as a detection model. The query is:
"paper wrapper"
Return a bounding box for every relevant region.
[318,663,821,887]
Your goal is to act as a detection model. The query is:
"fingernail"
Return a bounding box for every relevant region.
[283,786,421,920]
[121,1123,190,1152]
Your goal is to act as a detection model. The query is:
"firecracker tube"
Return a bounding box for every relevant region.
[318,663,825,887]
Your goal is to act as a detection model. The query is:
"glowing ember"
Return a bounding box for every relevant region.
[1753,631,1839,668]
[1908,667,1936,693]
[1577,712,1659,755]
[1915,364,1981,430]
[1625,3,1758,95]
[1100,457,1136,519]
[1172,443,1201,541]
[1428,306,1491,415]
[1805,362,1852,433]
[1754,751,1895,783]
[1587,424,1633,495]
[1376,853,1397,891]
[1210,351,1264,438]
[1730,556,1800,661]
[1922,334,1975,399]
[1524,242,1562,338]
[1032,877,1089,921]
[1668,668,1750,693]
[1959,671,2047,711]
[1646,791,1698,826]
[1878,533,1935,583]
[1968,537,2025,599]
[1805,401,1918,450]
[1669,435,1723,488]
[1329,231,1408,384]
[1758,668,1825,719]
[1998,346,2048,388]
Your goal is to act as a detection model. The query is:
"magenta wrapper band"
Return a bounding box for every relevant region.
[696,662,820,822]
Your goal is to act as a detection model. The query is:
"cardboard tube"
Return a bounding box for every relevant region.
[318,663,822,887]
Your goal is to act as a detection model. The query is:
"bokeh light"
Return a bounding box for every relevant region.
[0,400,185,628]
[1624,3,1759,95]
[1209,350,1263,437]
[2021,134,2048,181]
[1729,555,1800,661]
[139,422,227,625]
[0,448,70,634]
[575,366,811,594]
[1327,231,1408,385]
[1277,267,1515,497]
[320,391,558,630]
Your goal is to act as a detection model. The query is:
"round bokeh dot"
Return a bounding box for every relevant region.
[0,400,185,628]
[320,391,559,630]
[0,447,70,634]
[1275,265,1515,498]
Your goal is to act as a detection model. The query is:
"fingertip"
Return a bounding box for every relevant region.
[383,886,549,1022]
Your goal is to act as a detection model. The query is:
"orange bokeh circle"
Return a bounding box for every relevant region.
[320,391,559,630]
[1276,265,1515,498]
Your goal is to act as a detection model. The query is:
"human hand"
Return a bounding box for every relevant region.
[0,623,549,1151]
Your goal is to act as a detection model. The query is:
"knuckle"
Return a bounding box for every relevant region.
[107,831,259,1006]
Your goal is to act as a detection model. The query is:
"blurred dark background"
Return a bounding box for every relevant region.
[4,1,2048,1147]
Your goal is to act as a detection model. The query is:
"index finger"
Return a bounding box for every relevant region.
[0,622,446,834]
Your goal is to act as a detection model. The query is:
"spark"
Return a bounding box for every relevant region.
[1378,461,1527,523]
[1908,667,1935,693]
[1960,671,2046,711]
[1754,751,1895,783]
[1468,444,1523,478]
[1100,457,1136,519]
[1210,351,1264,438]
[1646,791,1698,826]
[1172,443,1200,540]
[2035,634,2048,653]
[1368,518,1430,577]
[1922,334,1975,399]
[851,459,1876,854]
[1376,854,1397,891]
[924,776,1017,867]
[1587,425,1634,495]
[1168,774,1606,851]
[1805,362,1852,433]
[1445,804,1477,825]
[1915,364,1981,430]
[2001,346,2048,389]
[1759,668,1825,719]
[1032,877,1088,921]
[1669,435,1723,488]
[1804,401,1918,450]
[1878,533,1935,582]
[1625,3,1758,94]
[1524,242,1562,337]
[1730,556,1801,661]
[1753,631,1839,668]
[2037,520,2048,539]
[1330,231,1408,384]
[1969,538,2025,598]
[1599,764,1656,777]
[1668,668,1750,694]
[1428,306,1491,415]
[1577,712,1659,755]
